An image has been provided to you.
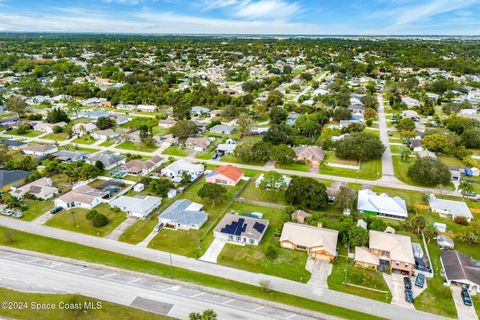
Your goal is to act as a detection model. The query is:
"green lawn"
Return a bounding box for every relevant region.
[392,155,426,186]
[0,287,168,320]
[238,180,288,205]
[73,135,97,145]
[275,161,310,172]
[99,139,116,147]
[218,202,311,283]
[0,227,381,320]
[437,155,465,168]
[117,141,157,152]
[319,158,381,180]
[328,256,392,303]
[21,199,54,221]
[46,204,126,237]
[61,145,98,153]
[9,130,42,137]
[148,178,246,258]
[162,146,188,157]
[43,132,69,141]
[195,151,215,160]
[390,144,409,154]
[221,155,267,166]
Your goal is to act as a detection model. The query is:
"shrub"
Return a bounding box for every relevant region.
[92,213,109,228]
[265,244,279,260]
[86,210,98,221]
[454,216,469,226]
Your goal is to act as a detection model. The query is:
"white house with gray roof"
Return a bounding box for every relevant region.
[87,151,125,170]
[110,195,161,219]
[429,197,473,222]
[158,199,208,230]
[161,159,204,181]
[210,124,236,135]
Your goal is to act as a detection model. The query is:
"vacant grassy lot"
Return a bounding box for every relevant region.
[238,180,288,205]
[218,202,310,282]
[195,151,215,160]
[99,139,116,147]
[275,161,310,172]
[117,141,157,152]
[221,155,267,166]
[0,287,168,320]
[21,199,54,221]
[162,146,188,156]
[73,135,97,145]
[8,129,42,137]
[46,204,126,237]
[43,132,69,141]
[437,154,465,168]
[319,158,381,180]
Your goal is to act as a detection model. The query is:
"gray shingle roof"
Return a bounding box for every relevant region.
[0,170,31,188]
[159,199,207,226]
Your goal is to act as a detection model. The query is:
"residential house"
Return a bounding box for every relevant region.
[0,170,31,190]
[87,151,126,170]
[161,159,204,181]
[280,222,339,262]
[326,182,344,203]
[206,165,244,186]
[111,114,130,125]
[255,173,291,189]
[136,105,157,113]
[54,185,107,209]
[158,119,177,128]
[0,116,20,127]
[53,150,90,163]
[125,156,165,175]
[110,195,161,219]
[116,104,136,111]
[0,140,27,150]
[210,124,236,135]
[429,197,473,222]
[81,110,110,119]
[125,130,142,143]
[158,199,208,230]
[411,138,423,152]
[291,210,311,224]
[10,177,58,200]
[441,250,480,292]
[417,150,437,159]
[73,122,97,136]
[402,110,420,121]
[92,129,118,140]
[355,230,415,275]
[191,106,210,117]
[294,146,325,164]
[214,213,269,246]
[402,96,420,108]
[357,189,408,220]
[216,143,237,155]
[23,144,58,157]
[33,121,66,134]
[185,136,211,151]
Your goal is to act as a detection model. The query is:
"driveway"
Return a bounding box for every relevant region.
[450,285,478,320]
[383,273,415,309]
[32,210,55,225]
[200,238,227,263]
[105,217,137,240]
[307,258,331,288]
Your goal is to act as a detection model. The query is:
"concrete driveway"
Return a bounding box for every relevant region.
[383,273,415,309]
[200,238,227,263]
[307,258,331,288]
[450,285,478,320]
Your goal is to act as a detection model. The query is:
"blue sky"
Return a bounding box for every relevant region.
[0,0,479,35]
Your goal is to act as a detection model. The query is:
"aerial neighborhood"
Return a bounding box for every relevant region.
[0,35,480,320]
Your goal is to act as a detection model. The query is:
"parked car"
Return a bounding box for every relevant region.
[50,206,63,214]
[153,223,164,232]
[415,274,425,288]
[403,276,412,289]
[461,287,473,306]
[12,212,23,219]
[405,289,414,303]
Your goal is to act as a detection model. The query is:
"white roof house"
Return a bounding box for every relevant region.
[402,96,420,107]
[429,197,473,222]
[357,189,408,220]
[161,159,204,181]
[110,195,161,219]
[10,177,58,200]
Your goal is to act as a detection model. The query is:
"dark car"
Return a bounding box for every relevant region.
[403,277,412,289]
[461,288,473,306]
[415,274,425,288]
[405,289,414,303]
[50,206,63,214]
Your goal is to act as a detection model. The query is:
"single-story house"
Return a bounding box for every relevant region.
[10,177,58,200]
[280,222,339,261]
[53,150,89,163]
[294,146,325,163]
[158,119,177,128]
[326,182,344,203]
[429,197,473,222]
[87,151,126,170]
[402,110,420,121]
[214,213,269,246]
[125,130,142,143]
[402,96,420,108]
[161,159,204,181]
[73,122,97,136]
[137,104,157,113]
[255,173,291,189]
[411,139,423,152]
[357,189,408,220]
[210,124,236,135]
[110,195,161,219]
[206,165,244,186]
[23,144,58,157]
[158,199,208,230]
[33,121,67,134]
[92,129,118,140]
[0,140,27,150]
[185,136,211,151]
[125,156,165,176]
[417,150,437,159]
[0,116,20,127]
[355,230,415,275]
[216,143,237,155]
[441,250,480,292]
[291,210,311,224]
[0,170,31,190]
[54,185,107,209]
[191,106,210,117]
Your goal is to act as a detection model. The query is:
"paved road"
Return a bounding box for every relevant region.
[0,249,321,320]
[0,216,449,320]
[377,93,399,183]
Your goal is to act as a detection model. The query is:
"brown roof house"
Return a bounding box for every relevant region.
[280,222,338,262]
[185,136,211,152]
[441,250,480,292]
[294,146,325,164]
[125,156,165,176]
[54,185,108,210]
[355,230,415,275]
[291,210,311,224]
[10,177,58,200]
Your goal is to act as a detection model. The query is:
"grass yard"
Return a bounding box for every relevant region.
[162,146,188,156]
[43,132,69,141]
[390,144,410,154]
[319,158,381,181]
[0,228,381,320]
[99,139,116,147]
[275,161,310,172]
[73,135,97,145]
[21,199,54,221]
[9,129,42,137]
[62,145,98,153]
[152,127,170,136]
[148,178,246,258]
[117,141,157,152]
[46,204,126,237]
[365,128,380,137]
[325,152,359,166]
[0,287,168,320]
[328,257,392,303]
[238,180,288,205]
[391,155,425,187]
[195,151,215,160]
[221,155,267,166]
[437,155,465,168]
[218,202,311,283]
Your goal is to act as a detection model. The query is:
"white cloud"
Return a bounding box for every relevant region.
[233,0,300,19]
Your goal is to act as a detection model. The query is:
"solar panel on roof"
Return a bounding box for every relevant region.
[253,222,266,234]
[235,218,245,235]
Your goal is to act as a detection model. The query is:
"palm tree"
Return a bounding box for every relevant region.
[458,180,474,199]
[400,148,412,162]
